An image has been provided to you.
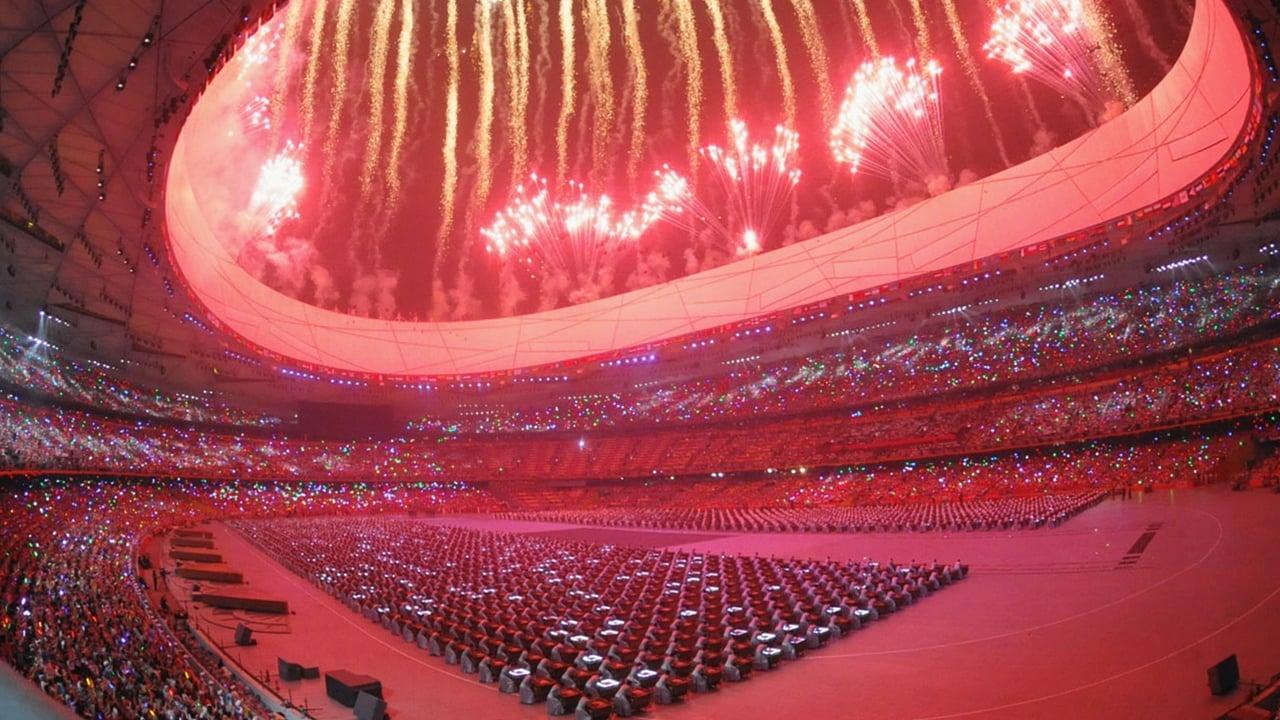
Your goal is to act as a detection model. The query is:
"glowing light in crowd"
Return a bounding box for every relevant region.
[830,57,947,184]
[983,0,1106,106]
[250,141,305,238]
[482,174,659,277]
[647,119,801,257]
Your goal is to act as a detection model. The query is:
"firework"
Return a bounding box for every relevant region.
[358,0,397,202]
[556,0,576,180]
[250,141,305,238]
[851,0,880,58]
[241,95,272,135]
[465,0,496,230]
[790,0,834,123]
[705,0,738,121]
[583,0,614,173]
[646,119,801,257]
[386,0,416,206]
[483,174,658,278]
[757,0,797,128]
[830,57,947,184]
[672,0,703,173]
[620,0,648,180]
[943,0,1012,166]
[238,22,281,81]
[983,0,1106,106]
[438,0,460,250]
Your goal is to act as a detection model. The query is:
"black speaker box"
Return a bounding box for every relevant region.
[354,690,388,720]
[1207,654,1239,695]
[278,658,302,682]
[234,623,255,647]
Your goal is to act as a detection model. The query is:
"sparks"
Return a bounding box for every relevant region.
[483,174,658,278]
[983,0,1107,107]
[241,95,272,135]
[238,22,281,81]
[250,141,305,238]
[646,119,801,256]
[830,57,947,185]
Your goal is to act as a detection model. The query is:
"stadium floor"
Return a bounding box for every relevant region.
[132,486,1280,719]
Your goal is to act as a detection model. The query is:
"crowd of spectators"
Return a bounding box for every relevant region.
[498,492,1109,534]
[2,331,1275,482]
[235,516,966,714]
[408,265,1280,434]
[495,435,1229,532]
[0,427,1243,719]
[0,325,284,428]
[0,477,504,719]
[0,480,270,718]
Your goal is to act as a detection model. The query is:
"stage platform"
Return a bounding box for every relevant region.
[174,564,243,584]
[170,549,222,563]
[175,487,1280,719]
[193,590,289,615]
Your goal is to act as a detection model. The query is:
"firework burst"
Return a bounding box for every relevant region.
[250,141,305,238]
[830,57,947,185]
[646,119,801,257]
[241,95,273,135]
[483,174,659,278]
[983,0,1106,107]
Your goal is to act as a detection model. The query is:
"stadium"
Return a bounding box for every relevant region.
[1,0,1279,717]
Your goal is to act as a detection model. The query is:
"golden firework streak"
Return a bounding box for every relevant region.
[850,0,879,58]
[300,0,330,145]
[515,0,532,172]
[789,0,833,124]
[583,0,615,181]
[438,0,460,250]
[465,0,496,233]
[270,0,305,145]
[757,0,796,128]
[386,0,416,208]
[907,0,932,59]
[358,0,396,203]
[1080,0,1138,106]
[671,0,703,172]
[555,0,575,181]
[704,0,738,122]
[942,0,1012,167]
[323,0,357,186]
[502,0,530,176]
[620,0,648,180]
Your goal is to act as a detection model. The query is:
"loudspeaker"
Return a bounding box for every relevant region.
[234,623,255,647]
[354,690,388,720]
[1207,654,1239,695]
[278,658,302,682]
